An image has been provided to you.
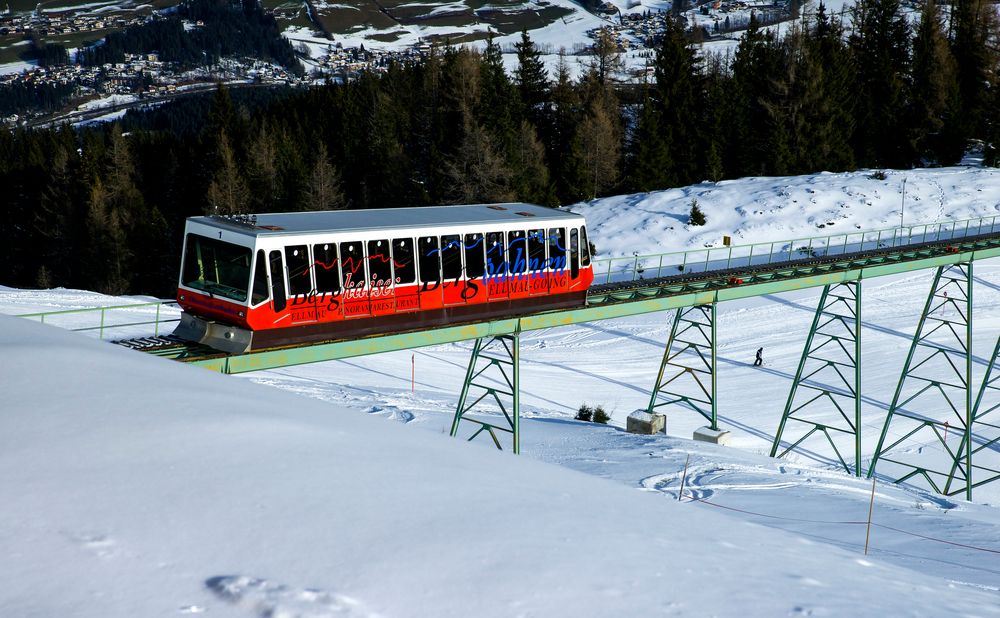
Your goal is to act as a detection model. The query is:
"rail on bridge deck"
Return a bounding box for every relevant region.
[14,214,1000,499]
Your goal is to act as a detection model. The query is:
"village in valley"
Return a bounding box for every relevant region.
[0,0,805,127]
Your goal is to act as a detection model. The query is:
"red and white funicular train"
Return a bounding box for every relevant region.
[175,203,595,353]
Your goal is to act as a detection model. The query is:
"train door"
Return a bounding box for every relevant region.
[312,242,341,322]
[568,228,582,290]
[486,230,508,302]
[392,238,419,312]
[340,240,370,318]
[440,234,465,307]
[547,228,568,295]
[418,235,443,310]
[580,225,594,287]
[250,250,269,306]
[463,232,487,305]
[367,238,395,316]
[267,250,288,322]
[507,230,529,301]
[285,244,317,324]
[527,229,548,297]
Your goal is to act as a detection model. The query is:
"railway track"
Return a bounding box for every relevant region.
[115,229,1000,363]
[114,335,226,360]
[587,229,1000,304]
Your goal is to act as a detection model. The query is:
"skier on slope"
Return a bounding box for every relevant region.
[754,347,763,367]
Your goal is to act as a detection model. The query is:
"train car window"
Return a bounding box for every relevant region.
[340,241,367,289]
[508,230,527,274]
[393,238,416,284]
[285,245,311,296]
[367,239,392,287]
[581,225,592,266]
[268,250,287,312]
[313,243,340,293]
[570,228,580,279]
[181,234,252,302]
[548,228,566,271]
[464,233,485,279]
[251,250,269,305]
[418,236,441,283]
[441,234,462,280]
[528,229,546,272]
[486,231,506,276]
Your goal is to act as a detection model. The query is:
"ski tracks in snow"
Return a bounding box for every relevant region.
[637,459,956,510]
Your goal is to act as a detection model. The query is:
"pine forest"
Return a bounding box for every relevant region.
[3,0,1000,297]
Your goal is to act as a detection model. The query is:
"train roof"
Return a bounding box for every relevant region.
[191,203,584,237]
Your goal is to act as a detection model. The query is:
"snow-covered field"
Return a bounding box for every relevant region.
[581,165,1000,258]
[4,167,1000,615]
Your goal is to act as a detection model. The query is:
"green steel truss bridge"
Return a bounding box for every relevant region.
[18,215,1000,501]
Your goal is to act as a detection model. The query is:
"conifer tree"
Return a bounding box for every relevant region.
[950,0,999,146]
[411,47,444,201]
[808,1,855,171]
[510,120,553,205]
[636,16,703,188]
[850,0,912,167]
[85,176,130,295]
[106,127,170,293]
[246,122,281,211]
[587,28,625,88]
[480,35,516,129]
[574,71,622,199]
[770,26,844,174]
[443,117,514,204]
[206,130,249,215]
[728,13,782,176]
[303,142,345,211]
[207,83,237,144]
[631,96,672,191]
[701,55,727,182]
[547,49,587,203]
[514,29,549,127]
[984,86,1000,165]
[910,0,960,163]
[33,125,81,286]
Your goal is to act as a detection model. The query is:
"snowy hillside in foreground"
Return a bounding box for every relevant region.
[5,166,1000,615]
[4,312,1000,617]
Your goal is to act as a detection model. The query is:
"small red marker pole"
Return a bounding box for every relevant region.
[944,420,949,442]
[411,353,415,392]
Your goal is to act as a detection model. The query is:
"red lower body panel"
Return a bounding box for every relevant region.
[178,268,594,352]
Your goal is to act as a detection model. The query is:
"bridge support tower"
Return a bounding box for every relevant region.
[647,304,720,436]
[450,334,520,453]
[771,281,863,475]
[942,331,1000,496]
[868,263,974,499]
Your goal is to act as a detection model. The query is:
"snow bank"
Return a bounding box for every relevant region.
[3,314,998,616]
[574,166,1000,259]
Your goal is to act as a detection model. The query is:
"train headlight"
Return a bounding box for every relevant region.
[239,311,245,317]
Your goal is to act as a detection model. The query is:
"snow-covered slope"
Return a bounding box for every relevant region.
[7,314,1000,616]
[5,166,1000,615]
[575,166,1000,258]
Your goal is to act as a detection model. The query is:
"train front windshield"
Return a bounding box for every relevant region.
[181,234,252,302]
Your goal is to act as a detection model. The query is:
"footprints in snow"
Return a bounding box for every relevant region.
[68,531,119,559]
[205,575,378,618]
[366,405,414,423]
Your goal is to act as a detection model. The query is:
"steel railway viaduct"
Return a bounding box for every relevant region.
[21,216,1000,501]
